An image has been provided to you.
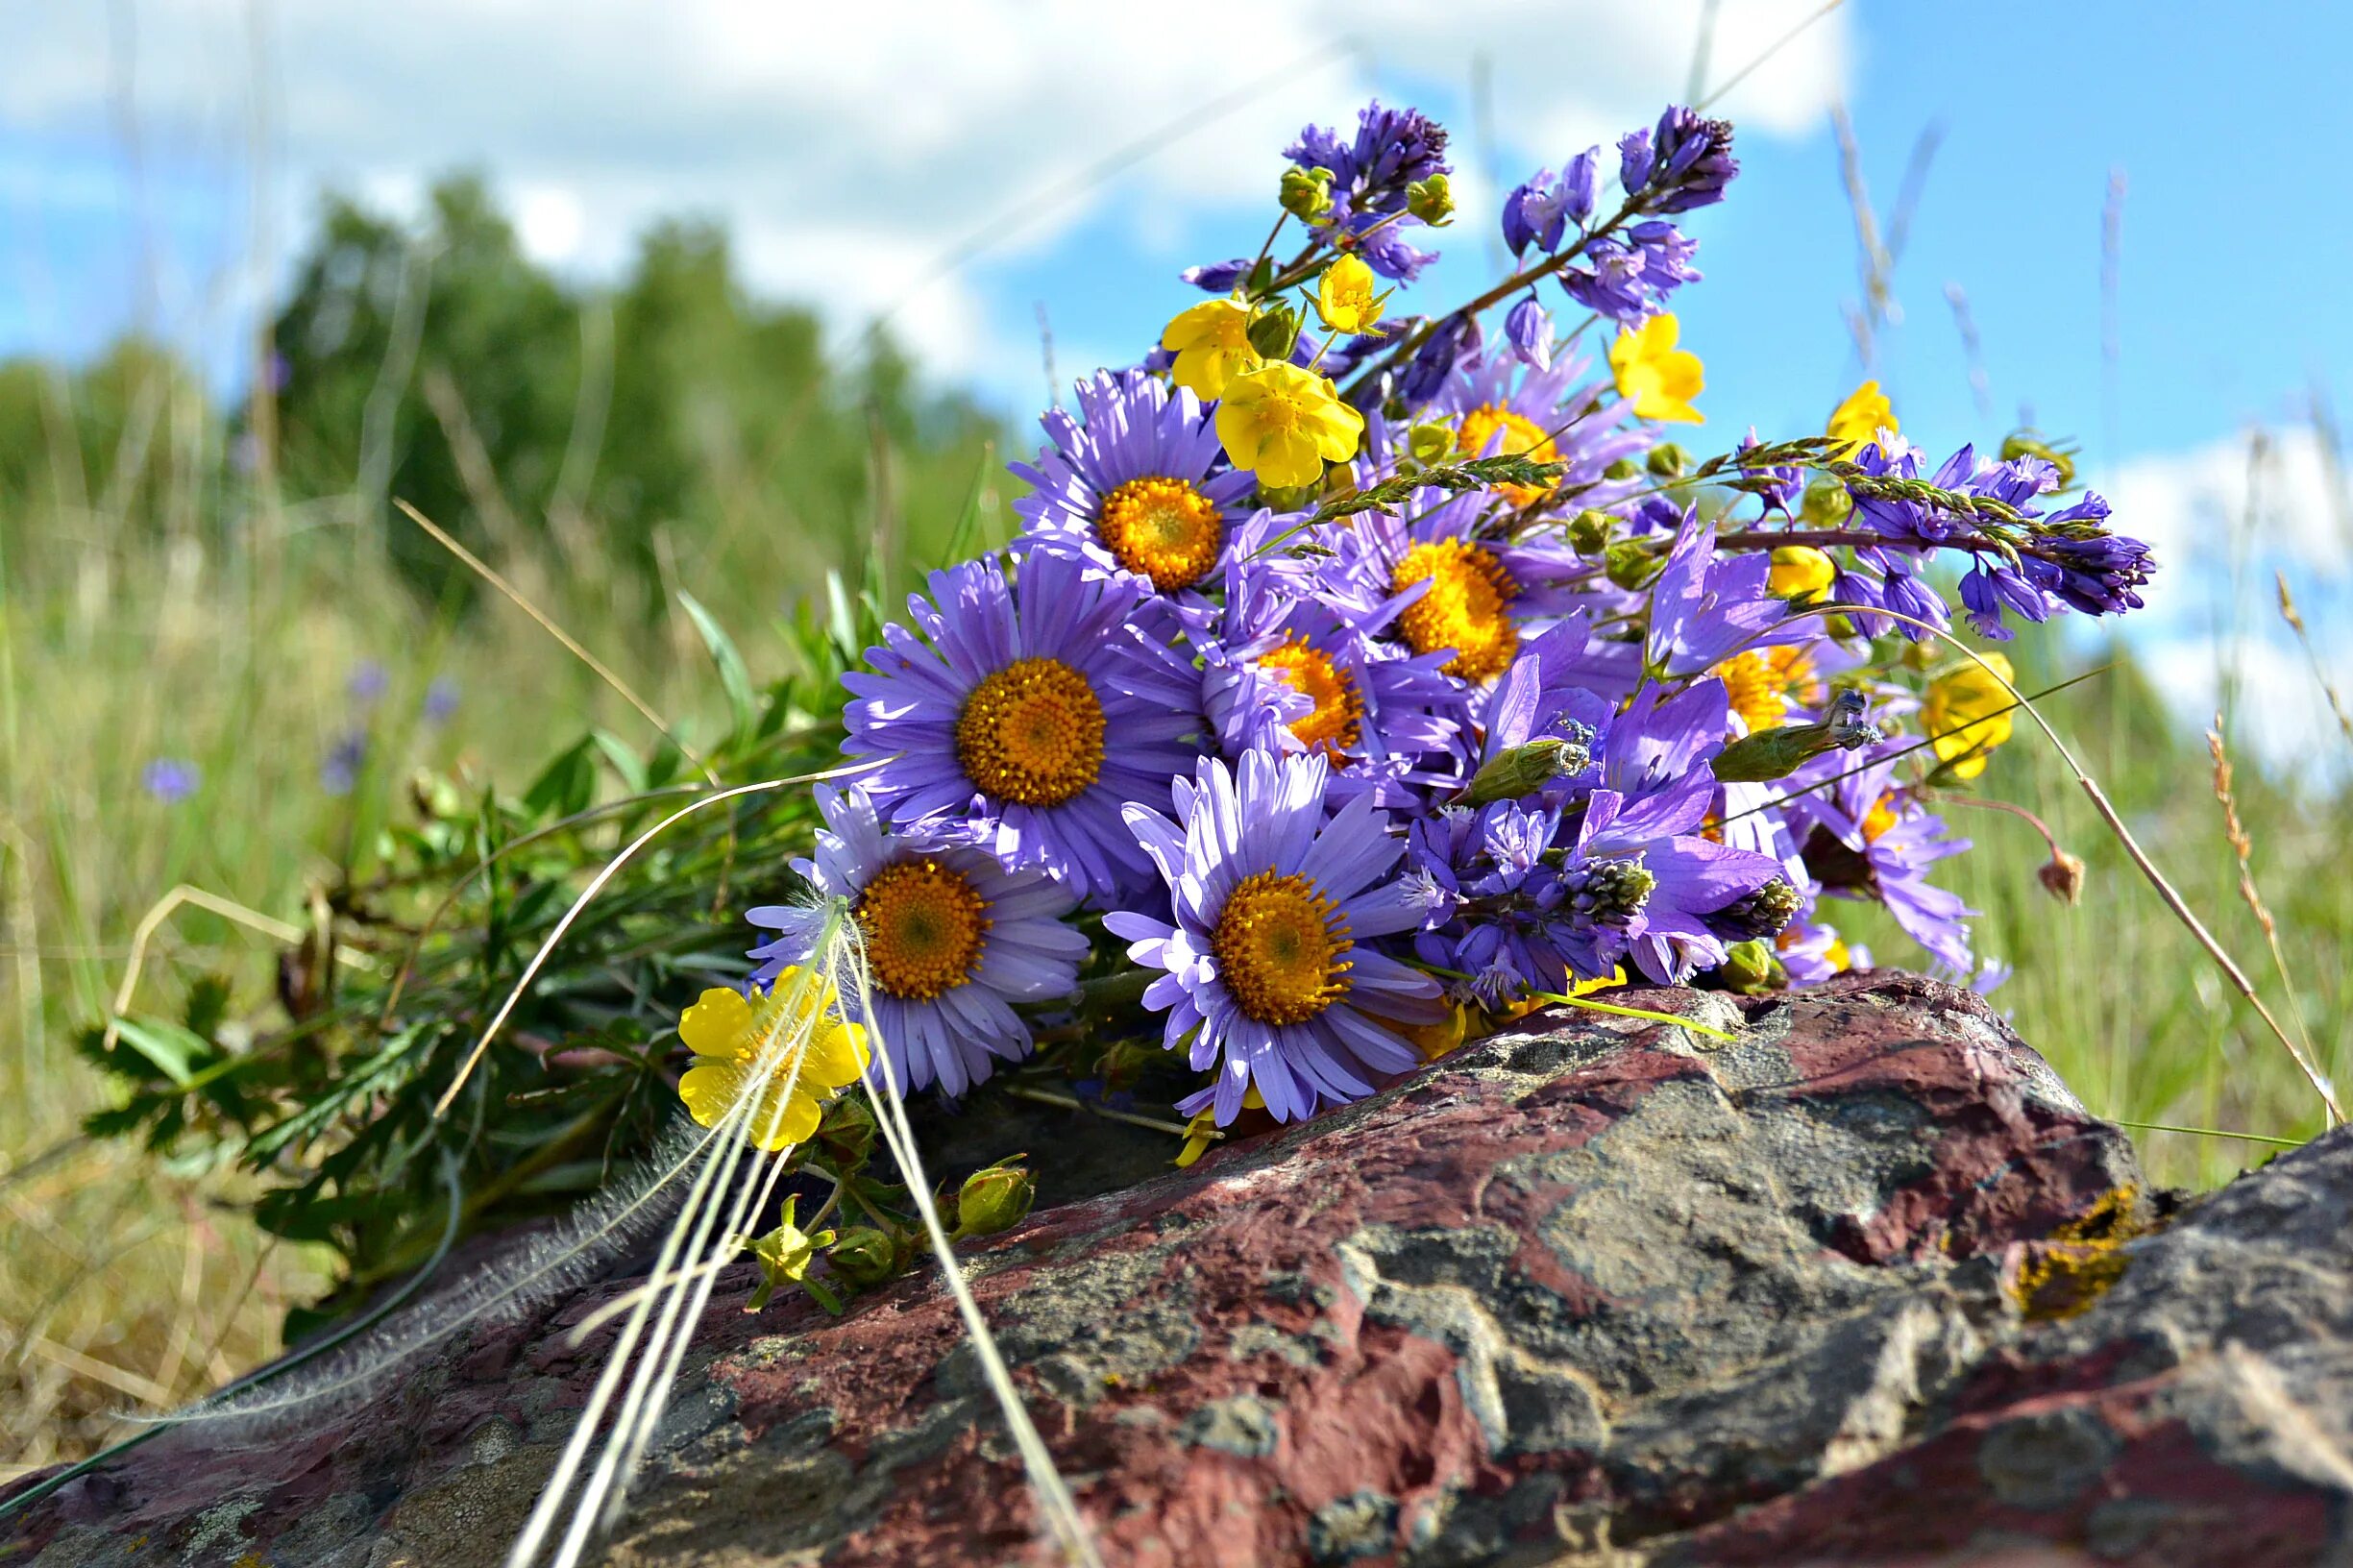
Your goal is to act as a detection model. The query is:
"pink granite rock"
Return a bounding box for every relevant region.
[12,972,2346,1566]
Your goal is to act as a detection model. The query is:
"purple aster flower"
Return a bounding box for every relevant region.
[1645,506,1806,675]
[1416,344,1648,508]
[1009,368,1260,600]
[746,785,1087,1097]
[1785,751,1974,970]
[1199,557,1461,802]
[141,758,200,804]
[1107,751,1445,1126]
[841,551,1202,903]
[1316,486,1605,689]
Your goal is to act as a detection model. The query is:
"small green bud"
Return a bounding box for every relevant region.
[826,1225,902,1290]
[1713,940,1787,996]
[1646,443,1690,478]
[1406,421,1455,468]
[741,1194,833,1313]
[1800,478,1853,527]
[1568,508,1613,555]
[1711,692,1882,782]
[1464,737,1588,805]
[1605,539,1661,591]
[951,1156,1036,1240]
[1280,165,1336,222]
[1406,173,1456,227]
[1605,456,1641,481]
[816,1093,877,1168]
[1246,306,1300,361]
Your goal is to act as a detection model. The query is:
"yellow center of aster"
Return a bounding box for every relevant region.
[956,656,1105,806]
[855,858,991,1000]
[1391,537,1520,683]
[1258,635,1362,756]
[1454,404,1559,506]
[1096,476,1225,590]
[1862,792,1900,844]
[1213,870,1355,1026]
[1711,646,1817,735]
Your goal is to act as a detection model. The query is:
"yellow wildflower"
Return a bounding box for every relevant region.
[743,1194,836,1311]
[1161,299,1262,401]
[676,971,870,1152]
[1214,360,1363,488]
[1768,545,1836,602]
[1312,255,1387,335]
[1608,313,1703,425]
[1826,380,1896,453]
[1923,651,2016,781]
[1173,1086,1264,1167]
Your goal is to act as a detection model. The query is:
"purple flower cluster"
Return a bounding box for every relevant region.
[736,96,2157,1139]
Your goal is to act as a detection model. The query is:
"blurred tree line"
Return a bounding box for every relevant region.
[0,173,1004,614]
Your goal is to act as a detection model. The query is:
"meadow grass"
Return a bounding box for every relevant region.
[3,423,2345,1478]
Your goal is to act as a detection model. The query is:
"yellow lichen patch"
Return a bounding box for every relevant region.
[2008,1184,2148,1322]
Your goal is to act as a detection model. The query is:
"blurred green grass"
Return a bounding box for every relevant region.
[3,176,2346,1476]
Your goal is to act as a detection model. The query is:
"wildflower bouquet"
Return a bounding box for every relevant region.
[691,97,2152,1162]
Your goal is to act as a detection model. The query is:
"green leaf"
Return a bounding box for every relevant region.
[678,590,755,737]
[108,1014,217,1089]
[591,729,650,794]
[524,736,599,821]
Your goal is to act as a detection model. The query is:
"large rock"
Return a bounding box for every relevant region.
[12,972,2351,1566]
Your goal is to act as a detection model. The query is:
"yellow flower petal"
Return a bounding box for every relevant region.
[1163,299,1262,401]
[801,1018,872,1090]
[679,987,755,1060]
[1610,313,1704,425]
[1924,650,2017,780]
[1827,380,1896,452]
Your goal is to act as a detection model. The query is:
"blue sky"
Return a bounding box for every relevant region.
[3,0,2347,761]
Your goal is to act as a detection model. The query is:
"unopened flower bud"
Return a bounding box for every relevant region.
[1800,478,1853,527]
[1280,165,1335,222]
[1568,508,1613,555]
[1245,305,1300,361]
[1407,421,1455,468]
[1646,442,1689,478]
[1712,691,1881,782]
[1712,939,1787,995]
[1605,456,1642,481]
[826,1225,902,1290]
[1407,173,1456,227]
[2038,848,2086,905]
[742,1195,833,1313]
[1605,539,1661,590]
[952,1157,1036,1240]
[816,1093,877,1167]
[1465,737,1584,805]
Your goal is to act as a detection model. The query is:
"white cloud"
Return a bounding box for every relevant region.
[0,0,1853,380]
[2103,423,2353,775]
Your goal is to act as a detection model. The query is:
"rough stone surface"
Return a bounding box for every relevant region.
[12,971,2352,1566]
